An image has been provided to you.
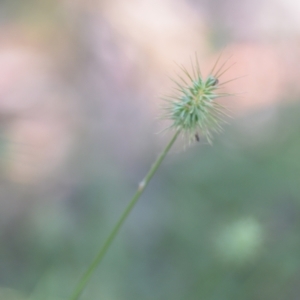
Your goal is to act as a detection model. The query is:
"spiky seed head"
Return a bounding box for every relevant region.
[162,55,233,144]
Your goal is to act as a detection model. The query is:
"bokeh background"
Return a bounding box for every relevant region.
[1,0,300,299]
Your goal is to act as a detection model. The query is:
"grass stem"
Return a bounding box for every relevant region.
[69,130,180,300]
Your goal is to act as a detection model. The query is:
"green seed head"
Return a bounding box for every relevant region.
[162,55,233,143]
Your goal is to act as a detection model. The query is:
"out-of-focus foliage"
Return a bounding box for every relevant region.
[1,0,300,300]
[2,104,300,300]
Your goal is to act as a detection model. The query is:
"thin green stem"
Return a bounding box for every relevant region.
[69,130,180,300]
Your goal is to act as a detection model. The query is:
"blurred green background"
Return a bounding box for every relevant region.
[1,0,300,299]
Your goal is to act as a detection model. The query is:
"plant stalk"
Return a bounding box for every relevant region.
[69,130,180,300]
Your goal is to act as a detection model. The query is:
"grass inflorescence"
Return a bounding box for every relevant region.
[162,53,234,143]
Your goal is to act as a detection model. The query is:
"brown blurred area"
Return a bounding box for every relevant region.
[1,0,300,298]
[1,0,299,181]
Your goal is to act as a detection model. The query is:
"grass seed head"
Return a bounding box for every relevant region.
[162,54,234,144]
